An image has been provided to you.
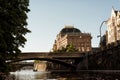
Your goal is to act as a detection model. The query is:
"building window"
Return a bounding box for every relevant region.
[79,47,81,51]
[87,47,90,51]
[82,47,84,52]
[113,22,115,26]
[80,36,82,38]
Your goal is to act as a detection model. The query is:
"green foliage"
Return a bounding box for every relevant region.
[0,0,30,73]
[53,44,78,52]
[34,60,42,63]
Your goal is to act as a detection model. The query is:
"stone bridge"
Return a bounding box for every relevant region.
[8,52,87,70]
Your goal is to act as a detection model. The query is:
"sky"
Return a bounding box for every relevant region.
[21,0,120,52]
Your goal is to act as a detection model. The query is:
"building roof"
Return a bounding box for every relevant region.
[115,10,118,16]
[60,26,81,34]
[111,7,120,16]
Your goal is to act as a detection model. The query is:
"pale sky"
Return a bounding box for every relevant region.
[21,0,120,52]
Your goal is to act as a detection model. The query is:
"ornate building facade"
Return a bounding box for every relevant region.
[52,26,92,52]
[106,8,120,44]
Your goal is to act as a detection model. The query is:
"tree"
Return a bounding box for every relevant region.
[100,35,106,50]
[0,0,30,74]
[53,44,78,52]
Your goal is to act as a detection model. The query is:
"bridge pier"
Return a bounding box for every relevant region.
[34,61,47,71]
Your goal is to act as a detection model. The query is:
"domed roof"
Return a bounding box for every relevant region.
[60,26,81,34]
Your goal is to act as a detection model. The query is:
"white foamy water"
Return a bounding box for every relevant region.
[10,70,54,80]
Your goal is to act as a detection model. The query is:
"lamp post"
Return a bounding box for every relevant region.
[97,21,107,46]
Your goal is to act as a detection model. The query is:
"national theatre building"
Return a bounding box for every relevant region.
[52,26,92,52]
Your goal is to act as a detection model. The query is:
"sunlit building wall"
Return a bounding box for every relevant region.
[106,8,120,44]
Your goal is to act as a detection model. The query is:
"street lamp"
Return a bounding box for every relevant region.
[97,21,107,45]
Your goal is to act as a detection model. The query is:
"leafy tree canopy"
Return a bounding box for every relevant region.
[53,44,78,52]
[0,0,30,73]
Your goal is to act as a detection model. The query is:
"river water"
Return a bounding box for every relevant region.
[10,70,51,80]
[10,69,120,80]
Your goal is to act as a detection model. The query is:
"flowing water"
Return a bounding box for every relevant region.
[10,70,52,80]
[9,69,120,80]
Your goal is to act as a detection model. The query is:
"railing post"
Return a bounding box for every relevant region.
[86,52,88,70]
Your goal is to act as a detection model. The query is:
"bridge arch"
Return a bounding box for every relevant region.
[13,62,34,70]
[7,58,76,70]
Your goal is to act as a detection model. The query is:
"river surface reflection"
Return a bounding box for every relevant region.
[10,70,53,80]
[10,69,120,80]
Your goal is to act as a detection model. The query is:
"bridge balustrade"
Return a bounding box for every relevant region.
[17,52,85,59]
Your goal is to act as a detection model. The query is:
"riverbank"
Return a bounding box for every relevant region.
[50,70,120,80]
[0,73,15,80]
